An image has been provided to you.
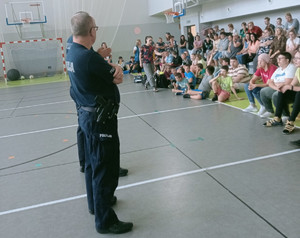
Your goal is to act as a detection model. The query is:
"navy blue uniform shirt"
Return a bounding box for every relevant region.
[66,42,120,107]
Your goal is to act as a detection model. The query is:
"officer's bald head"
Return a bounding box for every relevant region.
[71,11,94,37]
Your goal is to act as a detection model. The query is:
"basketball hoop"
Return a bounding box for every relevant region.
[164,11,179,24]
[21,18,31,24]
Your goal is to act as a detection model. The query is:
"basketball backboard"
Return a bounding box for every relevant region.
[5,1,47,25]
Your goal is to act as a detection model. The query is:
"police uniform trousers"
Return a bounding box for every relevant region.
[78,107,120,230]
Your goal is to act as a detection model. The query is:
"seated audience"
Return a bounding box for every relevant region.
[248,21,263,38]
[170,50,182,67]
[260,52,297,118]
[168,36,179,55]
[263,50,300,134]
[228,57,251,90]
[213,32,229,65]
[194,63,205,83]
[264,17,275,33]
[202,35,214,60]
[214,57,230,77]
[184,65,215,100]
[269,27,287,65]
[225,33,243,58]
[117,56,126,71]
[181,52,192,65]
[239,33,260,65]
[192,35,203,55]
[243,54,277,115]
[252,27,274,72]
[276,17,285,29]
[284,12,299,35]
[239,22,248,39]
[236,33,250,64]
[286,30,300,57]
[207,33,220,65]
[209,65,243,102]
[184,64,196,89]
[172,73,190,95]
[228,23,238,35]
[179,35,187,55]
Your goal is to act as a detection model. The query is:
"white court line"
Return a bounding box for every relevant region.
[0,103,217,139]
[0,100,73,112]
[1,148,299,216]
[0,90,148,112]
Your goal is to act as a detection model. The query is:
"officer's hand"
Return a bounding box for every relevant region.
[109,63,123,84]
[97,47,112,58]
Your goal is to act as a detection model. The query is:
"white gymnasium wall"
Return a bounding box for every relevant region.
[0,0,179,78]
[179,0,300,36]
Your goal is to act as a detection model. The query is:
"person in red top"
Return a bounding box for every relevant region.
[248,21,263,38]
[140,36,158,91]
[243,53,277,115]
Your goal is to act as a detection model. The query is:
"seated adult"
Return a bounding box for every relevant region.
[239,33,260,65]
[236,33,250,64]
[243,54,277,115]
[207,33,220,64]
[192,35,203,55]
[239,22,248,39]
[252,27,274,73]
[214,57,230,77]
[269,27,287,65]
[228,23,237,35]
[168,36,179,55]
[284,12,299,36]
[286,30,300,57]
[264,17,275,33]
[202,35,214,60]
[260,52,297,118]
[224,33,243,58]
[228,57,250,90]
[263,50,300,134]
[276,17,285,29]
[213,32,229,65]
[248,21,263,38]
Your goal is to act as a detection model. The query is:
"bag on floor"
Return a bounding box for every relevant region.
[154,73,169,88]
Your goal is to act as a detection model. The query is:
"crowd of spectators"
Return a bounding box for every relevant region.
[115,12,300,137]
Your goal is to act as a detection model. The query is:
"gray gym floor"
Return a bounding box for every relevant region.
[0,74,299,238]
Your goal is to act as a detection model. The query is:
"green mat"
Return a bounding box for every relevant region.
[218,91,300,127]
[0,74,68,88]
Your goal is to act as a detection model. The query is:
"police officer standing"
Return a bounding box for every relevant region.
[66,12,133,234]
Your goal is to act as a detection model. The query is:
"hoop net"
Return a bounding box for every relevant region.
[164,11,179,24]
[21,18,32,25]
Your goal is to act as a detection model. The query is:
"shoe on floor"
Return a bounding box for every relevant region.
[260,111,273,118]
[282,120,295,135]
[257,106,266,116]
[243,105,258,112]
[263,117,283,127]
[183,94,190,98]
[153,88,158,92]
[119,167,128,177]
[212,94,218,101]
[175,92,182,95]
[97,221,133,234]
[290,139,300,147]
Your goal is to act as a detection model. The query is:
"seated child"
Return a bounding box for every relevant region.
[172,73,190,95]
[117,56,127,71]
[184,65,215,100]
[194,63,205,84]
[183,64,196,89]
[209,65,243,102]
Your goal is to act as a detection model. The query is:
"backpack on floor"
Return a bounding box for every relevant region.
[154,73,169,88]
[134,75,147,84]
